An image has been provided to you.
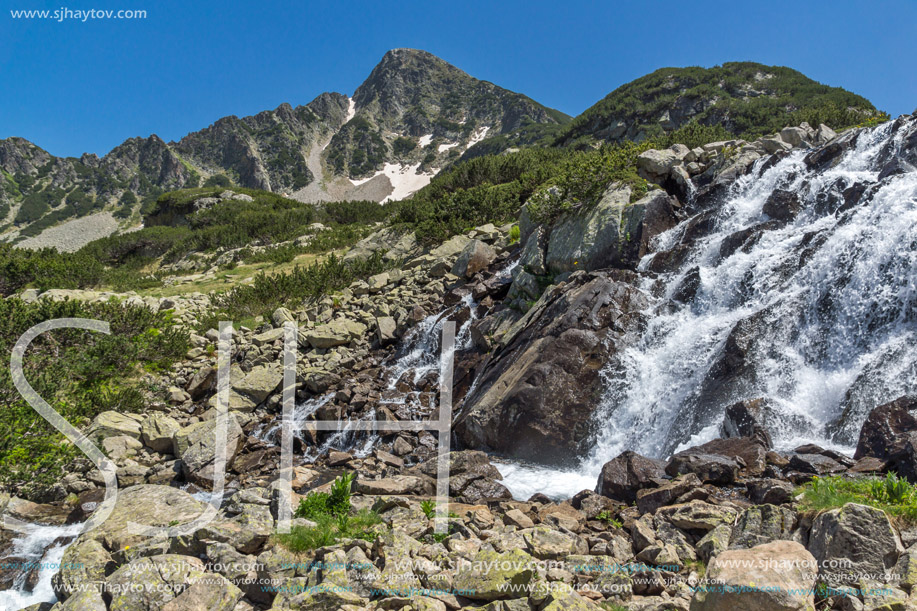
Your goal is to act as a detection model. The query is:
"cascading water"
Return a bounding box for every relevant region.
[499,118,917,498]
[0,522,83,610]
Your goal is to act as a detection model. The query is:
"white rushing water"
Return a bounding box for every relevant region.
[499,119,917,498]
[0,522,83,610]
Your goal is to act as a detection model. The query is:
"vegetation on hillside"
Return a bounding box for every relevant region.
[0,297,187,496]
[554,62,884,147]
[0,189,391,296]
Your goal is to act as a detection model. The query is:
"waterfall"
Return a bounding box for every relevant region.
[0,522,83,610]
[580,118,917,475]
[492,118,917,499]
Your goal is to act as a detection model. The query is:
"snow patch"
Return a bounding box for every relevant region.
[347,162,434,201]
[466,126,491,149]
[437,142,460,153]
[382,163,435,203]
[418,134,434,148]
[345,98,356,122]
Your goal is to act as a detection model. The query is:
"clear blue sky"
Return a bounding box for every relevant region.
[2,0,915,158]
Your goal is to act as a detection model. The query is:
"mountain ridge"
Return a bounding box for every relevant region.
[0,54,882,251]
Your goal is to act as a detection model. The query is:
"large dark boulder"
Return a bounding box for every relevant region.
[665,452,741,485]
[722,398,773,449]
[595,450,666,502]
[854,396,917,462]
[695,437,769,475]
[455,271,647,464]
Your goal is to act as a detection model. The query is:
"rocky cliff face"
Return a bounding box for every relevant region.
[325,49,569,180]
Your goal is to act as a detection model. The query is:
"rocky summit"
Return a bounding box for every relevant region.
[0,47,915,611]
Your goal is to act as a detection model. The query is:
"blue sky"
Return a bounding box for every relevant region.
[2,0,915,158]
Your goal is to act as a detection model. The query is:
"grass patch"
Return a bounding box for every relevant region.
[796,473,917,523]
[275,472,384,552]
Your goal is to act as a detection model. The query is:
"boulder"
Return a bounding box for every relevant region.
[665,452,741,485]
[298,367,341,393]
[762,189,803,222]
[376,316,398,346]
[231,365,282,404]
[452,239,497,278]
[452,548,535,601]
[544,184,642,274]
[696,524,732,562]
[694,437,768,475]
[788,453,846,475]
[729,504,797,549]
[637,149,681,180]
[456,272,647,463]
[102,435,143,461]
[746,478,795,505]
[185,366,216,400]
[86,411,143,441]
[524,526,588,560]
[808,502,904,587]
[657,501,738,532]
[105,554,241,611]
[814,123,837,145]
[173,415,244,488]
[779,126,811,148]
[690,541,817,611]
[722,398,774,448]
[53,485,207,600]
[271,307,295,326]
[251,327,285,346]
[352,475,434,496]
[596,450,666,503]
[636,473,702,514]
[140,413,180,453]
[853,396,917,462]
[305,319,367,348]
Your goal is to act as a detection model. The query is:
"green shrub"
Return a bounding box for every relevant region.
[201,251,394,327]
[0,297,187,496]
[203,174,232,188]
[420,499,436,519]
[275,508,382,552]
[328,471,355,516]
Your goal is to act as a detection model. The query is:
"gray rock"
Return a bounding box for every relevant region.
[141,413,181,453]
[722,398,774,448]
[729,505,797,549]
[376,316,397,346]
[596,450,666,503]
[86,411,143,441]
[691,541,817,611]
[665,452,741,485]
[232,365,282,404]
[544,183,633,275]
[808,503,904,587]
[173,415,244,488]
[452,239,497,278]
[637,149,681,179]
[788,453,846,475]
[780,126,810,148]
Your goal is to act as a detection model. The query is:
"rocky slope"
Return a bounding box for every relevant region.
[3,113,917,610]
